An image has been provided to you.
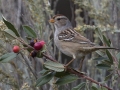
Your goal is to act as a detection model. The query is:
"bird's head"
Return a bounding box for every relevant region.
[49,14,72,29]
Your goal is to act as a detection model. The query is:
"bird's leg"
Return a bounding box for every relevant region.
[65,55,76,67]
[78,56,85,71]
[65,58,75,67]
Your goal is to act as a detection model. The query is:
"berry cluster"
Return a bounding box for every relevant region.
[12,39,45,58]
[30,40,45,57]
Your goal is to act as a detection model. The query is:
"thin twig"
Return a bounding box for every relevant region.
[42,53,58,62]
[67,68,112,90]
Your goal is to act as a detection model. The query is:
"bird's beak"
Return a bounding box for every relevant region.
[49,19,55,23]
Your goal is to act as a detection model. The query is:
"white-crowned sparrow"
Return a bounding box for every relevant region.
[49,14,117,69]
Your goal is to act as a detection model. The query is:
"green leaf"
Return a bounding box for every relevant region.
[39,69,50,75]
[106,50,113,64]
[44,61,64,72]
[93,56,108,61]
[4,29,17,39]
[102,35,110,47]
[101,60,113,65]
[96,63,111,69]
[95,51,105,56]
[104,73,113,81]
[95,28,103,42]
[91,86,98,90]
[72,82,86,90]
[2,16,20,37]
[23,26,37,38]
[35,72,54,87]
[55,74,78,85]
[0,52,17,63]
[55,71,70,78]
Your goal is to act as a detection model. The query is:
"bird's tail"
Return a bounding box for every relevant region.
[95,46,119,50]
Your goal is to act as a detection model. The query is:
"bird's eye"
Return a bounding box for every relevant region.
[57,18,61,20]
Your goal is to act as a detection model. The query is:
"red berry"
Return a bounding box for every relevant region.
[40,40,45,46]
[13,46,20,53]
[34,42,43,50]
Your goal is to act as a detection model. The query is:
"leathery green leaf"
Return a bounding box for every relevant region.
[2,16,20,37]
[102,35,110,47]
[4,29,17,39]
[23,26,37,38]
[44,61,64,72]
[96,63,111,69]
[55,74,78,85]
[104,73,113,81]
[72,82,86,90]
[91,86,98,90]
[0,52,17,63]
[106,50,113,64]
[35,72,54,87]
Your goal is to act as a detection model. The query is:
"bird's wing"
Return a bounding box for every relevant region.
[58,28,95,46]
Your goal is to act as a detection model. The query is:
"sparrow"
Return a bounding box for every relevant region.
[49,14,117,70]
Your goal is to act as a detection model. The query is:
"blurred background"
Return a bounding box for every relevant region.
[0,0,120,90]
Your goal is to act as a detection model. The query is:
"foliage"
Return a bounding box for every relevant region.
[0,0,120,90]
[0,14,120,90]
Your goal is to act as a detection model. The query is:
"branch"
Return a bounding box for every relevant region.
[42,53,112,90]
[12,36,112,90]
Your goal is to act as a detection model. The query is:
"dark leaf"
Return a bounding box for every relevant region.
[93,56,108,61]
[96,63,111,69]
[106,50,113,64]
[91,86,98,90]
[72,82,86,90]
[101,60,113,65]
[95,28,103,42]
[55,71,70,78]
[39,69,50,75]
[2,16,20,37]
[104,73,113,81]
[55,74,78,85]
[23,26,37,38]
[35,72,54,87]
[4,29,17,39]
[103,35,110,47]
[0,52,17,63]
[95,51,105,56]
[25,36,32,40]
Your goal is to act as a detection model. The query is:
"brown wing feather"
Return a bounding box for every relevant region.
[58,28,95,47]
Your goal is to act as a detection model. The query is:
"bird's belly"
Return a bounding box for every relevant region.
[54,37,87,59]
[59,46,73,57]
[54,39,73,57]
